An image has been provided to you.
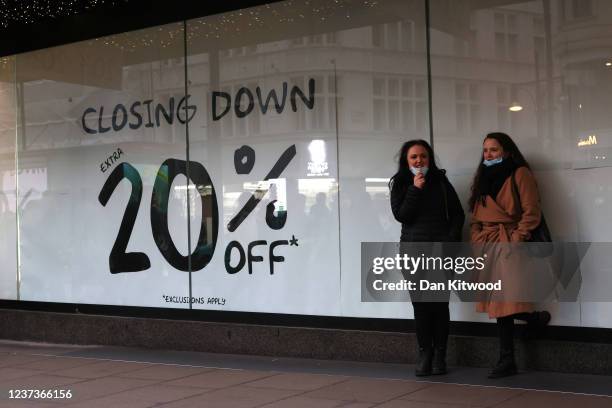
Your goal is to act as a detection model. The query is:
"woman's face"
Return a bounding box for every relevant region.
[482,138,504,161]
[406,145,430,168]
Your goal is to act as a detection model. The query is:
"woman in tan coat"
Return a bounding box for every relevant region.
[468,132,550,378]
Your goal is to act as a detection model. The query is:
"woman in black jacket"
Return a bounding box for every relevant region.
[389,139,465,376]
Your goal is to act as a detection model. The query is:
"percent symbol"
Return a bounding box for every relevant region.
[228,144,296,232]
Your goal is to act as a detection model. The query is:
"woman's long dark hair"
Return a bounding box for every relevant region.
[389,139,440,188]
[468,132,530,211]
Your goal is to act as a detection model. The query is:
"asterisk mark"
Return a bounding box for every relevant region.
[289,235,299,246]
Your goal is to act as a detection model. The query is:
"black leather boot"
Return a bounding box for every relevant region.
[431,347,447,375]
[524,311,551,340]
[530,311,551,327]
[415,347,433,377]
[491,315,517,378]
[488,349,517,379]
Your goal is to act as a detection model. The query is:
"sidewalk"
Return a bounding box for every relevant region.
[0,340,610,407]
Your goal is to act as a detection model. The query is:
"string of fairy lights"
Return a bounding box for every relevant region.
[0,0,379,53]
[0,0,128,28]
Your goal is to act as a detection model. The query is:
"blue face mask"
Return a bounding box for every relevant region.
[483,157,503,167]
[409,166,429,176]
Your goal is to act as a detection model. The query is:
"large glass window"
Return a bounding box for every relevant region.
[0,56,17,300]
[15,24,190,307]
[430,0,612,328]
[374,76,427,133]
[178,0,429,319]
[2,0,611,329]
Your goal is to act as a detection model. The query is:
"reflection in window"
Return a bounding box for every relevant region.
[291,33,336,46]
[297,178,336,211]
[373,76,426,133]
[495,33,505,60]
[374,99,384,131]
[563,0,593,20]
[493,11,519,61]
[534,36,545,57]
[496,85,517,132]
[291,74,339,132]
[508,14,518,31]
[220,45,258,58]
[455,82,479,133]
[387,23,399,50]
[508,33,518,60]
[454,30,477,58]
[372,24,384,48]
[401,21,415,51]
[372,21,416,51]
[533,17,544,36]
[219,82,261,139]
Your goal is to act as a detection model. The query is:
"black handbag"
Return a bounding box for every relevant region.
[510,171,553,257]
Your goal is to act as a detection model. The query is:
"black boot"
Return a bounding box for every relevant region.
[431,347,447,375]
[523,311,551,340]
[415,347,433,377]
[490,316,518,379]
[529,311,551,327]
[488,349,517,379]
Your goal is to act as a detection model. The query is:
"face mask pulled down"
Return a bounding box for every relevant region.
[483,157,503,167]
[410,166,429,176]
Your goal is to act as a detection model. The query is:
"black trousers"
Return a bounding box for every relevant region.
[412,302,449,350]
[496,312,536,352]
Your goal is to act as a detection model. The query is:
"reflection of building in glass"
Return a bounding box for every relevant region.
[430,2,559,157]
[14,1,612,165]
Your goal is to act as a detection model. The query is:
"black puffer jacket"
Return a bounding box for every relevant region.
[390,169,465,242]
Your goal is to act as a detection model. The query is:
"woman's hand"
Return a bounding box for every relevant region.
[413,172,426,189]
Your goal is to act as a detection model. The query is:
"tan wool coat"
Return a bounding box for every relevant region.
[470,166,542,318]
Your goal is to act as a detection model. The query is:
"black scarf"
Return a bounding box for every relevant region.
[478,158,517,204]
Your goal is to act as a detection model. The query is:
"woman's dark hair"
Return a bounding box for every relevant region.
[467,132,530,211]
[389,139,440,189]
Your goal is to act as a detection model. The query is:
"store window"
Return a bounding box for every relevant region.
[291,74,339,131]
[219,82,261,138]
[291,33,336,46]
[373,76,426,132]
[372,21,416,51]
[493,12,519,61]
[455,82,479,133]
[562,0,593,21]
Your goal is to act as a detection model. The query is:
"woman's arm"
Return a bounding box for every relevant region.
[469,196,486,242]
[470,217,486,243]
[511,166,542,242]
[390,177,422,224]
